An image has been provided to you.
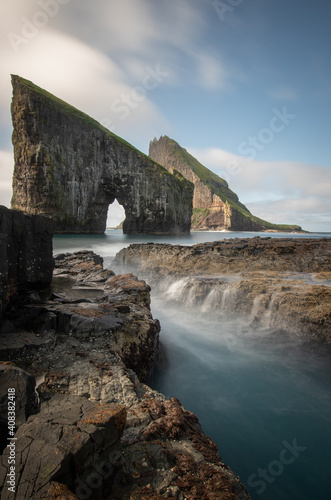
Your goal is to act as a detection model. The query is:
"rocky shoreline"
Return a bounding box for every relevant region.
[114,237,331,346]
[2,206,330,498]
[0,207,251,499]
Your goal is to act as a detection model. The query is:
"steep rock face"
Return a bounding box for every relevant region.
[0,206,53,316]
[149,136,302,232]
[11,76,193,235]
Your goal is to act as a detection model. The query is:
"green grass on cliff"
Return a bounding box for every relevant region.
[160,136,302,232]
[160,136,253,216]
[12,75,140,150]
[11,75,185,184]
[247,216,302,232]
[191,208,210,226]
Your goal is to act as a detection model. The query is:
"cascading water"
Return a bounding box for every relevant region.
[53,230,331,500]
[150,279,331,500]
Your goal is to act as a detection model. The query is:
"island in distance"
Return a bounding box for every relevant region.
[149,135,303,233]
[10,74,302,235]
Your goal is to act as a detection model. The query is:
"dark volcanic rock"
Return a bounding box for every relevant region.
[10,76,193,235]
[0,364,37,455]
[0,212,250,499]
[0,251,251,499]
[0,364,36,427]
[0,205,53,321]
[0,394,126,500]
[0,251,160,383]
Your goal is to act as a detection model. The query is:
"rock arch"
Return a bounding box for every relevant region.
[10,76,193,234]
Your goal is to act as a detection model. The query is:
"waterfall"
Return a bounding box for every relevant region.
[221,287,230,309]
[201,289,223,313]
[263,293,279,328]
[163,278,188,302]
[250,294,264,323]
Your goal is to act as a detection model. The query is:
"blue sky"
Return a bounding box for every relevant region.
[1,0,330,231]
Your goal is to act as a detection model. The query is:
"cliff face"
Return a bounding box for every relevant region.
[10,76,193,235]
[149,136,302,232]
[0,205,53,315]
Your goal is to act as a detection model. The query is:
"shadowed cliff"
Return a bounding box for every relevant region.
[10,76,193,235]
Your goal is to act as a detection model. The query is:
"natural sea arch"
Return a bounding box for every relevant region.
[10,75,193,235]
[106,200,125,229]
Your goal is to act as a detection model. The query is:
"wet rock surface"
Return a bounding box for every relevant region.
[0,251,250,499]
[115,237,331,345]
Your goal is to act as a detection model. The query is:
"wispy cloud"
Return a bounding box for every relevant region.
[0,0,233,138]
[0,28,171,143]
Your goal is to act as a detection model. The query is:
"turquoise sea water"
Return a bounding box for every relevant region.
[53,230,331,500]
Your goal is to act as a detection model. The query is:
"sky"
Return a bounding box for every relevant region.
[1,0,331,232]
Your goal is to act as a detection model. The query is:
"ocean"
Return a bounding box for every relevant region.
[53,230,331,500]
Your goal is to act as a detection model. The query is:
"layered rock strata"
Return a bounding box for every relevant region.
[0,205,53,316]
[149,136,302,232]
[0,250,250,499]
[11,76,193,235]
[114,237,331,345]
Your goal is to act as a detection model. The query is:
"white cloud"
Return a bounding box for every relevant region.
[1,0,235,123]
[29,0,229,91]
[0,0,235,152]
[246,198,331,232]
[0,26,171,146]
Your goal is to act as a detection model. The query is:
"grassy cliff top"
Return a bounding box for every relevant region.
[12,75,139,151]
[156,135,253,215]
[11,75,189,185]
[154,136,303,232]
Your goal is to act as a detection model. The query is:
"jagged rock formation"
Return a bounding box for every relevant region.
[0,205,53,316]
[0,251,251,499]
[114,238,331,345]
[10,76,193,235]
[149,136,302,232]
